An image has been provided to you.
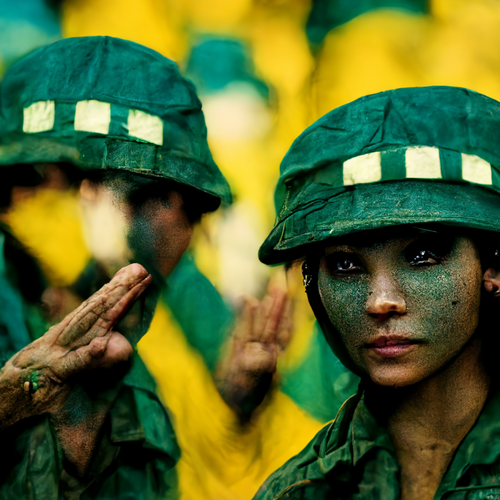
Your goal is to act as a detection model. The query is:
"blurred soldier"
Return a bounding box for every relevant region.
[0,36,230,499]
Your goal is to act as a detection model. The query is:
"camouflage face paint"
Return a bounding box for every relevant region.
[317,230,483,387]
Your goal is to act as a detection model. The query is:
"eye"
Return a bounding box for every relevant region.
[325,253,363,274]
[408,249,441,266]
[405,240,451,266]
[404,235,452,267]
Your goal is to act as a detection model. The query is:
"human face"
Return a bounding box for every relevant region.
[80,177,193,279]
[317,229,483,387]
[125,190,193,278]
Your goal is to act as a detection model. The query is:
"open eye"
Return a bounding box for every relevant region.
[325,253,363,274]
[405,236,451,267]
[408,249,441,266]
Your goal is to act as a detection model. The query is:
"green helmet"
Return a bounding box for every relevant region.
[0,36,232,211]
[260,85,500,373]
[259,86,500,265]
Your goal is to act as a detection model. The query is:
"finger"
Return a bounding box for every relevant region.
[49,265,146,338]
[51,334,111,380]
[90,331,133,369]
[57,265,150,347]
[64,274,152,350]
[51,330,133,380]
[253,294,274,340]
[259,289,287,344]
[59,273,151,347]
[276,297,294,350]
[55,264,148,342]
[233,296,258,345]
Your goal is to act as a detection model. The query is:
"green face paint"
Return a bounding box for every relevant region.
[317,229,483,387]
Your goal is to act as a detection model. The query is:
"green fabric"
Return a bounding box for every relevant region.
[254,386,500,499]
[0,0,61,70]
[0,225,46,363]
[259,86,500,265]
[0,36,231,209]
[163,253,358,421]
[306,0,428,46]
[185,38,269,99]
[162,251,234,372]
[0,353,180,500]
[0,227,180,499]
[162,252,359,419]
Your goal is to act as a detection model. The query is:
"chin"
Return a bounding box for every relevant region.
[367,364,428,388]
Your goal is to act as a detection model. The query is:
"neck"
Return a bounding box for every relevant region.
[365,339,490,500]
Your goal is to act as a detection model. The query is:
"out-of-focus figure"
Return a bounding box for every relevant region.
[0,35,231,499]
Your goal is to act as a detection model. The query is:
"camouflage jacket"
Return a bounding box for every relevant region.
[0,226,180,500]
[254,386,500,500]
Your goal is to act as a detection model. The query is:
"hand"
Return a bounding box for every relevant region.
[216,288,292,419]
[0,264,151,432]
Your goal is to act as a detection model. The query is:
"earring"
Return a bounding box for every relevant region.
[302,262,312,291]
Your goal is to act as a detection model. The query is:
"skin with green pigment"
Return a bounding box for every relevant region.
[2,171,198,479]
[315,228,495,500]
[317,231,483,387]
[0,264,151,422]
[125,191,193,278]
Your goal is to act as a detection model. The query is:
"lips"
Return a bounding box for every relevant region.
[365,336,421,358]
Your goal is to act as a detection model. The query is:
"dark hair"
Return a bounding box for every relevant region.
[0,165,42,210]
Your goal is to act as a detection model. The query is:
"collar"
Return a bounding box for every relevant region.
[314,383,500,492]
[316,387,396,475]
[438,384,500,493]
[110,353,180,463]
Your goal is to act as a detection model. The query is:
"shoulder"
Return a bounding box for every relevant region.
[253,395,359,500]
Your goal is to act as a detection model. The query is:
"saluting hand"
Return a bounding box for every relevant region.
[0,264,151,432]
[216,287,293,419]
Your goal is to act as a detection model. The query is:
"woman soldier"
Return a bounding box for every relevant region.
[254,86,500,500]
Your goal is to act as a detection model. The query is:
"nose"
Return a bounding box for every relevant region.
[366,275,407,318]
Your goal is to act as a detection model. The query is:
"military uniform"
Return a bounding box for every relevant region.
[0,222,180,500]
[256,385,500,500]
[255,86,500,498]
[0,36,230,499]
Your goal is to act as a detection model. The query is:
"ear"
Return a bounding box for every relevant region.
[483,267,500,294]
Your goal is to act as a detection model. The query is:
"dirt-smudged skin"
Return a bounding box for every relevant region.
[316,231,490,500]
[0,264,151,434]
[317,234,482,388]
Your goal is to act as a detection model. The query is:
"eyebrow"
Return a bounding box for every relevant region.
[323,245,359,256]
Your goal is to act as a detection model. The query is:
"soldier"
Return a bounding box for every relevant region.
[0,36,230,499]
[254,86,500,499]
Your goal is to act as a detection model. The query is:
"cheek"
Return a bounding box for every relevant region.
[398,261,482,345]
[152,211,192,276]
[318,270,371,342]
[317,260,483,356]
[128,205,192,277]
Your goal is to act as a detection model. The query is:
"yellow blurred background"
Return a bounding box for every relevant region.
[2,0,500,498]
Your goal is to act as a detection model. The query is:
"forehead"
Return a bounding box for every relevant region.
[323,225,442,251]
